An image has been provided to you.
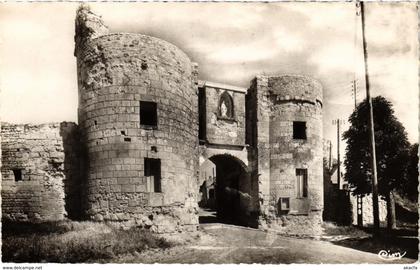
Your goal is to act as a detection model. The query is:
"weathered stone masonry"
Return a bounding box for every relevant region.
[247,75,323,234]
[1,7,324,235]
[1,122,83,221]
[74,7,199,232]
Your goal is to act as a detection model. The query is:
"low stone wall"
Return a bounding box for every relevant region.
[351,193,387,226]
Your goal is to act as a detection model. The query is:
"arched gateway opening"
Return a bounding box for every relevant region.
[198,154,257,227]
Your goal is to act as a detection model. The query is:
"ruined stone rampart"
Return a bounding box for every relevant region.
[1,122,82,221]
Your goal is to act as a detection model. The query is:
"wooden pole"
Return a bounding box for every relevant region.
[355,1,364,228]
[354,79,363,227]
[360,1,380,236]
[329,140,332,170]
[353,80,357,108]
[337,119,341,188]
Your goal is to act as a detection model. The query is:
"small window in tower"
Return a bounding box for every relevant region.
[293,121,307,140]
[277,197,290,215]
[12,169,23,182]
[140,101,157,128]
[198,87,206,142]
[218,91,234,119]
[144,158,161,192]
[296,169,308,198]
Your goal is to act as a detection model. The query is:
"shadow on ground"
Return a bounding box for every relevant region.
[333,236,418,260]
[330,225,419,260]
[199,215,219,224]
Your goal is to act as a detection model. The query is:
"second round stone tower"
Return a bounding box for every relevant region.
[247,74,323,235]
[74,6,199,232]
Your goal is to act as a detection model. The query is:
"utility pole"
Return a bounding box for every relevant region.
[351,80,358,109]
[337,120,341,188]
[332,119,345,188]
[329,140,332,170]
[352,79,363,227]
[360,1,380,236]
[353,0,364,229]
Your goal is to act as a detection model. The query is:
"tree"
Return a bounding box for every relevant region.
[343,96,410,230]
[400,143,419,202]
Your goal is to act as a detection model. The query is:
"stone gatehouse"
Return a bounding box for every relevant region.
[1,6,323,235]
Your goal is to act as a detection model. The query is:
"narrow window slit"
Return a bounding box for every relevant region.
[13,169,23,181]
[144,158,161,192]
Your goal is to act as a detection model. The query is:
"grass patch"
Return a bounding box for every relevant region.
[2,220,172,263]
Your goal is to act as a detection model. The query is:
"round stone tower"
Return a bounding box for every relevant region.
[249,74,323,235]
[74,6,199,232]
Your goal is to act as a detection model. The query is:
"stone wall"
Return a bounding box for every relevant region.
[59,122,87,219]
[351,193,387,226]
[1,122,81,221]
[199,145,249,167]
[198,159,216,208]
[74,7,199,232]
[249,75,324,235]
[199,81,247,147]
[247,78,270,223]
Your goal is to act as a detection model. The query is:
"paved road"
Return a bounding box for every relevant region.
[118,223,416,264]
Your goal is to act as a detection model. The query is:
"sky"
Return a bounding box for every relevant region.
[0,2,418,156]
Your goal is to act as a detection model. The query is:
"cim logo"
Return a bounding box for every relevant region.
[378,250,407,261]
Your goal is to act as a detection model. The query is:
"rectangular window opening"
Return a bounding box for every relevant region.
[296,168,308,198]
[144,158,161,192]
[140,101,157,128]
[293,121,307,140]
[198,87,206,142]
[277,197,290,216]
[13,169,23,181]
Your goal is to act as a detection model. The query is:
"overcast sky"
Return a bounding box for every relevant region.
[0,2,418,154]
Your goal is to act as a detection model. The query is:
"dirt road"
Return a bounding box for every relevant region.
[115,223,416,264]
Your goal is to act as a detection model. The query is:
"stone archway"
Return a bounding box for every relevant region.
[198,154,257,227]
